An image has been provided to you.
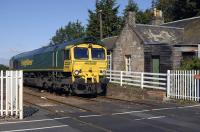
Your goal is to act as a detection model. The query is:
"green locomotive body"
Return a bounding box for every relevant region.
[10,37,109,95]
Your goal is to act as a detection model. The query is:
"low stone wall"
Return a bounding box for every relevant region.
[106,83,166,102]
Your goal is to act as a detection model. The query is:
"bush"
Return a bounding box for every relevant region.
[180,57,200,70]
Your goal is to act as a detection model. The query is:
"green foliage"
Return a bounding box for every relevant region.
[124,0,139,14]
[155,0,200,22]
[0,64,9,71]
[86,0,122,39]
[123,0,152,24]
[136,9,152,24]
[50,20,85,45]
[180,57,200,70]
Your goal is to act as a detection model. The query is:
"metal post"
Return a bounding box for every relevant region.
[167,70,171,98]
[141,72,144,89]
[99,10,103,40]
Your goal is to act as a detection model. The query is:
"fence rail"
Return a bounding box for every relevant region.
[106,70,167,90]
[0,70,23,119]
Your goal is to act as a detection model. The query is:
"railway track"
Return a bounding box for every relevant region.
[25,86,158,108]
[24,91,101,114]
[23,92,111,132]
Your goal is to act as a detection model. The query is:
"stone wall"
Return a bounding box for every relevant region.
[112,25,144,72]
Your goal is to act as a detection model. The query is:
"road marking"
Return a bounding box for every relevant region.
[134,116,166,121]
[147,116,166,120]
[0,117,70,125]
[79,114,103,118]
[112,104,200,115]
[134,118,146,121]
[112,110,150,115]
[0,125,69,132]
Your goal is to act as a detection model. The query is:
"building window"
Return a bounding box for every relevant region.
[125,55,131,72]
[182,52,196,60]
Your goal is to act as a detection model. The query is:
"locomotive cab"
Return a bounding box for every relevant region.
[64,43,108,94]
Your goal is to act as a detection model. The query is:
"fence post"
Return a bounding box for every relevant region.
[0,71,3,116]
[167,70,171,98]
[5,71,8,116]
[141,72,144,89]
[109,70,111,82]
[120,71,123,86]
[19,71,23,119]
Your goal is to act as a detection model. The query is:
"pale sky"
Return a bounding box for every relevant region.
[0,0,152,65]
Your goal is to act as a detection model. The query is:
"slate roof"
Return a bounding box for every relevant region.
[102,24,184,50]
[102,36,118,50]
[135,24,184,44]
[162,16,200,44]
[162,16,200,28]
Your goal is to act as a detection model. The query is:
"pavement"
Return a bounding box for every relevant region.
[1,101,200,132]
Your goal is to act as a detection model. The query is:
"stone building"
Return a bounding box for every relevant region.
[103,11,199,73]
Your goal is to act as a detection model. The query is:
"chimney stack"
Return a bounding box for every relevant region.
[151,8,164,25]
[126,11,136,27]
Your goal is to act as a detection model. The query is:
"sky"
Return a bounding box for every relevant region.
[0,0,152,65]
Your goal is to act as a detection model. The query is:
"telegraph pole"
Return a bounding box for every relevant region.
[99,10,103,40]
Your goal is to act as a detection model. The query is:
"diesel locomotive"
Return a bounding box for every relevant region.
[10,37,109,95]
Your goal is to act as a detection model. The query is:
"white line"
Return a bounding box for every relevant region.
[0,117,70,125]
[147,116,166,120]
[134,116,166,121]
[112,104,200,115]
[112,110,150,115]
[0,125,69,132]
[79,114,102,118]
[134,118,146,121]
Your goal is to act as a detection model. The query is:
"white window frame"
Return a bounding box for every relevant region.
[125,55,131,72]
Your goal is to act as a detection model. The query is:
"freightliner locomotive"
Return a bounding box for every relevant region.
[10,37,109,95]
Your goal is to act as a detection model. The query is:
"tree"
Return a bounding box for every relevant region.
[50,20,85,45]
[86,0,122,39]
[123,0,152,24]
[155,0,200,22]
[136,9,152,24]
[0,64,9,71]
[124,0,139,15]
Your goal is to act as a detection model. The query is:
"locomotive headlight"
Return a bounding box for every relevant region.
[101,70,106,75]
[102,70,106,75]
[74,70,79,76]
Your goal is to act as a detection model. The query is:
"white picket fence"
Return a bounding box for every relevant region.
[0,71,23,119]
[167,70,200,101]
[106,70,167,90]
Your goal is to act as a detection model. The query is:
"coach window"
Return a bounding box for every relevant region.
[64,50,70,60]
